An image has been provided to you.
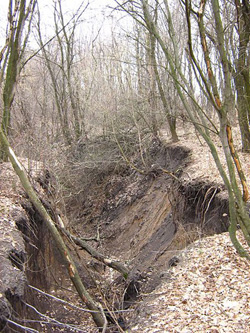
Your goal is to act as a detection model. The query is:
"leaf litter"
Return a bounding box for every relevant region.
[127,225,250,332]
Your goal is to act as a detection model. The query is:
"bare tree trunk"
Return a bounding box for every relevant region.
[148,30,178,141]
[0,128,106,330]
[234,0,250,151]
[36,9,72,145]
[0,0,37,161]
[146,32,158,136]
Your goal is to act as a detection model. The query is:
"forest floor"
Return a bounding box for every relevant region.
[159,122,250,186]
[127,230,250,332]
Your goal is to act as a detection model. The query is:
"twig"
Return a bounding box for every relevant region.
[112,122,146,175]
[23,301,86,332]
[29,285,98,313]
[5,318,39,333]
[159,167,180,181]
[59,223,129,278]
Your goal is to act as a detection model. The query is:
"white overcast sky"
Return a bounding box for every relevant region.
[0,0,132,47]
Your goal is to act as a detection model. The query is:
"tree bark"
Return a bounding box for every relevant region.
[234,0,250,151]
[0,0,29,161]
[148,25,179,142]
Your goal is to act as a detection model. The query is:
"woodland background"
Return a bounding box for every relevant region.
[0,0,250,331]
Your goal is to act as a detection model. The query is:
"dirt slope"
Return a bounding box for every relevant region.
[0,130,249,332]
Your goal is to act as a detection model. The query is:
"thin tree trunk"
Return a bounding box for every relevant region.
[236,84,250,152]
[234,0,250,151]
[0,0,28,161]
[0,128,106,330]
[149,32,178,142]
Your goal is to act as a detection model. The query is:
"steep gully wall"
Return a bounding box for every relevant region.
[0,140,230,331]
[96,141,229,305]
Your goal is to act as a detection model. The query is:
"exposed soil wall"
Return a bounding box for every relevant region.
[88,141,230,301]
[0,163,95,332]
[0,162,41,332]
[0,140,230,331]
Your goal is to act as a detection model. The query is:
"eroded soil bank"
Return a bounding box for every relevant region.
[75,140,229,300]
[0,139,230,332]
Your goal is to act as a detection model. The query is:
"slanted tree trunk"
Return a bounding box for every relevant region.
[0,128,107,330]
